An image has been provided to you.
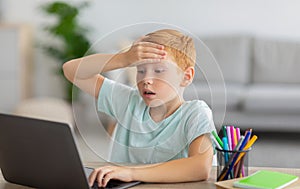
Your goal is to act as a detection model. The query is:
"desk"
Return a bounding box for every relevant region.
[1,162,300,189]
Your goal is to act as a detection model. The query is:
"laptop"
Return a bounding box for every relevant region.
[0,113,141,189]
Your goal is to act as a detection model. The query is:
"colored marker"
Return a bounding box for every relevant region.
[238,131,251,151]
[226,126,232,150]
[212,134,222,150]
[217,147,238,181]
[218,135,256,181]
[236,127,241,141]
[230,126,235,149]
[233,128,238,148]
[234,135,258,166]
[222,137,229,164]
[234,136,244,151]
[212,130,223,148]
[222,126,227,138]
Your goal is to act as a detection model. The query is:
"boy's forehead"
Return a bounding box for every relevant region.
[135,60,178,68]
[135,55,176,66]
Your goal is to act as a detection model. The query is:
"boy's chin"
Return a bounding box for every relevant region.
[145,99,165,108]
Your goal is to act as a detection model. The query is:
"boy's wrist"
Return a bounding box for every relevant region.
[119,52,130,68]
[130,167,140,181]
[105,53,129,71]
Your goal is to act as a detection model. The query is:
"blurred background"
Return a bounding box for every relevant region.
[0,0,300,167]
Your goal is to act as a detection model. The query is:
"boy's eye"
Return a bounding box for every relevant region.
[137,70,145,74]
[154,69,165,73]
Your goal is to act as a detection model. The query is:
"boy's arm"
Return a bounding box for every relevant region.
[62,41,166,98]
[62,53,123,98]
[89,134,213,187]
[133,135,213,182]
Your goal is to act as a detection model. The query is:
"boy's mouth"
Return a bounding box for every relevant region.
[143,90,156,97]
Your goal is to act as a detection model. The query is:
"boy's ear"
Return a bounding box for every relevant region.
[180,66,195,87]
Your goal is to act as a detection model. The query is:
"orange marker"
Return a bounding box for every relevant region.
[234,135,258,166]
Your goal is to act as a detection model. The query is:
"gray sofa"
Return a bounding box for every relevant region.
[184,35,300,132]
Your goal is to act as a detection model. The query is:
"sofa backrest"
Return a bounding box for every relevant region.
[194,35,252,85]
[253,38,300,84]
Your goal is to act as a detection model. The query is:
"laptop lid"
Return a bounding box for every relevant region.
[0,113,141,189]
[0,113,91,189]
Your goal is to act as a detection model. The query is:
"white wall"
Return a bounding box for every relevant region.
[82,0,300,39]
[1,0,300,98]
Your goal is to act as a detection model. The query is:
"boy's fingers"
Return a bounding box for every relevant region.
[102,173,114,187]
[142,47,167,56]
[140,52,166,60]
[88,167,111,187]
[97,168,112,187]
[88,170,98,186]
[142,41,164,49]
[136,41,164,50]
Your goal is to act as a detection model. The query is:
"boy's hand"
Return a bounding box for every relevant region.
[122,37,167,67]
[88,165,134,188]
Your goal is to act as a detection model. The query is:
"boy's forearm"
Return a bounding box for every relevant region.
[127,163,162,169]
[131,155,212,183]
[63,53,127,82]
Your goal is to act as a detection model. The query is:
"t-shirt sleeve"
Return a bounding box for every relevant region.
[97,78,137,119]
[185,101,216,145]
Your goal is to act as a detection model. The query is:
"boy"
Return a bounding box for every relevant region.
[63,29,215,187]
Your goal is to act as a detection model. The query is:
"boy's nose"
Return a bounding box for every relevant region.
[143,77,154,85]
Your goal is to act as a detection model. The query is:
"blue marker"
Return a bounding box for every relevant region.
[238,131,251,151]
[224,131,252,180]
[222,137,229,164]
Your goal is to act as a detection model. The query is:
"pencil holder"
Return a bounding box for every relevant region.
[216,147,251,181]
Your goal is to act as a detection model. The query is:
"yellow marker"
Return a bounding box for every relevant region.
[233,128,238,147]
[234,135,258,166]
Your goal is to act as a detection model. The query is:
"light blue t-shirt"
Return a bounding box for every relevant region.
[98,78,215,164]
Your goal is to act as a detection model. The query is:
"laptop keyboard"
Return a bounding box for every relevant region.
[91,179,130,189]
[85,167,140,189]
[106,180,125,188]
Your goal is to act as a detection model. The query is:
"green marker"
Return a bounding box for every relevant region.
[212,130,223,148]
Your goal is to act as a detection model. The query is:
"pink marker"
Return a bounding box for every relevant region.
[236,127,241,141]
[230,126,235,149]
[226,126,232,151]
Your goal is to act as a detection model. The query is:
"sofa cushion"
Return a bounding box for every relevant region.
[184,82,245,111]
[243,84,300,113]
[194,35,252,84]
[253,38,300,84]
